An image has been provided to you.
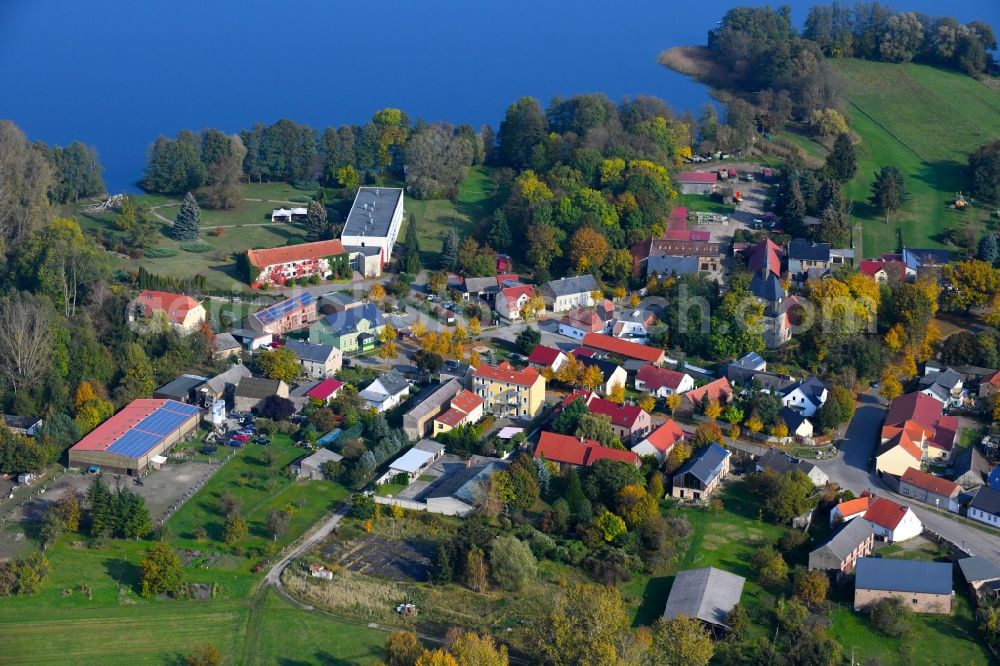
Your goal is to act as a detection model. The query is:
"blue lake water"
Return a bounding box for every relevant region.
[1,0,997,192]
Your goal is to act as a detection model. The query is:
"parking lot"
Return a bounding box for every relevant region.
[324,534,433,582]
[132,459,222,521]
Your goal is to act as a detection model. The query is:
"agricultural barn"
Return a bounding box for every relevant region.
[68,399,201,475]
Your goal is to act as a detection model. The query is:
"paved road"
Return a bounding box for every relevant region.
[814,392,1000,560]
[263,501,350,587]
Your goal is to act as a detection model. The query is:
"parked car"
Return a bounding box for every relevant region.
[233,433,250,443]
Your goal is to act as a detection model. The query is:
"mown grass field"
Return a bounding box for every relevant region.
[828,59,1000,257]
[402,166,500,265]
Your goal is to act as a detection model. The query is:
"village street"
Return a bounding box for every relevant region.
[814,392,1000,561]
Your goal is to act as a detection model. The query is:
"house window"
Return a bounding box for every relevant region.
[912,598,918,604]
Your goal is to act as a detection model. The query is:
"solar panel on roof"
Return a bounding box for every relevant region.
[106,430,161,457]
[255,293,315,325]
[136,410,189,437]
[167,402,200,416]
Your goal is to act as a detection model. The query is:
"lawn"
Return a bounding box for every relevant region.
[165,436,349,565]
[827,59,1000,257]
[402,166,500,264]
[376,482,408,497]
[959,427,984,450]
[676,192,738,216]
[241,587,390,665]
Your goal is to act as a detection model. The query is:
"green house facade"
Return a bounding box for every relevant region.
[309,303,385,353]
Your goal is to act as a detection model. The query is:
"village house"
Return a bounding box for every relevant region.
[635,364,694,398]
[780,407,815,440]
[662,567,745,634]
[359,371,409,413]
[724,351,767,383]
[683,377,734,412]
[830,493,874,525]
[540,275,601,313]
[675,171,718,195]
[432,389,485,436]
[808,518,875,574]
[876,392,959,476]
[786,239,832,276]
[494,284,535,320]
[609,309,658,342]
[472,362,546,419]
[854,558,953,614]
[899,467,960,512]
[958,556,1000,603]
[418,458,509,516]
[244,239,349,287]
[780,377,828,417]
[318,290,363,315]
[671,443,730,500]
[198,364,252,409]
[402,379,463,440]
[386,440,445,483]
[755,449,830,487]
[864,497,923,543]
[153,374,208,404]
[212,332,241,361]
[558,302,614,340]
[968,486,1000,528]
[248,292,318,336]
[293,448,343,481]
[132,290,206,334]
[309,303,386,353]
[526,345,568,374]
[233,377,289,414]
[304,378,344,405]
[339,187,405,276]
[575,356,628,396]
[580,332,666,366]
[918,367,966,407]
[230,328,272,351]
[979,370,1000,400]
[3,415,43,437]
[284,339,342,379]
[563,390,652,444]
[533,431,640,473]
[902,247,952,278]
[631,419,685,464]
[858,259,906,284]
[951,445,992,491]
[632,238,724,278]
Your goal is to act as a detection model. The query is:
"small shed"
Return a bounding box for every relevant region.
[663,566,745,633]
[295,448,343,481]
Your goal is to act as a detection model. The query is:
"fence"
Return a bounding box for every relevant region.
[156,450,239,525]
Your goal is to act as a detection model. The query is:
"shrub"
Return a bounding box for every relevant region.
[180,241,213,253]
[870,596,913,637]
[143,247,180,258]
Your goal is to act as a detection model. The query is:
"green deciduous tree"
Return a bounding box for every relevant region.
[515,326,541,354]
[257,347,300,383]
[646,614,714,666]
[969,140,1000,202]
[224,513,248,545]
[489,535,537,590]
[140,542,183,597]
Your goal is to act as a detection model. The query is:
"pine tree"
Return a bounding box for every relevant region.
[978,234,998,265]
[439,228,460,270]
[305,200,330,241]
[826,132,857,182]
[87,477,112,538]
[784,180,806,223]
[402,214,422,274]
[172,192,201,241]
[870,166,908,223]
[487,209,512,252]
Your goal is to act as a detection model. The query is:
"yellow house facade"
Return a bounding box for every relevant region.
[472,362,545,420]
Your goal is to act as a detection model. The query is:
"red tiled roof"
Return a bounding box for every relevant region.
[901,467,959,497]
[864,497,911,531]
[560,308,606,333]
[136,290,202,325]
[858,260,884,277]
[930,415,958,452]
[636,364,687,391]
[306,379,344,400]
[885,392,943,433]
[71,399,190,452]
[982,370,1000,389]
[639,419,685,454]
[677,171,718,184]
[586,395,645,429]
[436,407,470,428]
[500,284,534,301]
[684,377,734,406]
[246,239,346,268]
[581,333,664,363]
[880,430,923,463]
[450,389,483,414]
[527,345,563,367]
[835,496,873,519]
[669,207,688,230]
[748,239,781,276]
[474,361,540,387]
[534,431,639,467]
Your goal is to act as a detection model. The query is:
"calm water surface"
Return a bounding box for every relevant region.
[1,0,997,191]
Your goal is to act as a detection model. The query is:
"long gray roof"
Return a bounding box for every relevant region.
[285,339,336,364]
[758,448,817,477]
[342,187,403,238]
[855,558,952,595]
[958,556,1000,583]
[810,518,873,563]
[404,379,462,421]
[236,377,283,399]
[202,364,252,395]
[674,443,729,485]
[543,274,600,297]
[662,567,745,626]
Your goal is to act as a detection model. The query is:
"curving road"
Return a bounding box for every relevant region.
[814,392,1000,560]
